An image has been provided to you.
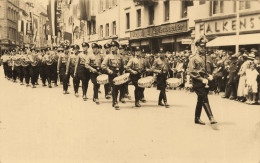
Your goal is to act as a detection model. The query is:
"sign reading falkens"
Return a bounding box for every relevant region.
[198,14,260,35]
[130,21,188,40]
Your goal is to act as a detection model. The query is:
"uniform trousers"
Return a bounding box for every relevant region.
[39,65,47,85]
[157,73,168,102]
[46,65,54,85]
[30,66,39,85]
[192,79,214,119]
[52,63,58,84]
[60,63,67,90]
[16,66,24,83]
[23,65,31,84]
[131,74,145,102]
[109,73,122,105]
[78,65,90,96]
[12,66,18,81]
[3,62,8,77]
[90,72,100,99]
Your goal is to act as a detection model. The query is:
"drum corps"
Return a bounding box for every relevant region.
[1,38,218,125]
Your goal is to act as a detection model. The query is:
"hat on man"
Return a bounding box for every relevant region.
[73,45,80,50]
[82,42,90,48]
[119,44,126,49]
[91,43,99,49]
[159,48,164,53]
[135,46,141,51]
[248,53,255,60]
[195,35,208,47]
[104,43,111,49]
[110,41,119,48]
[251,48,258,53]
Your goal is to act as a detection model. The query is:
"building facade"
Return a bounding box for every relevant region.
[0,0,20,51]
[191,1,260,55]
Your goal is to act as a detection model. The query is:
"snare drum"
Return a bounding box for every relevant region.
[166,78,181,88]
[97,74,109,85]
[138,76,154,88]
[113,73,130,85]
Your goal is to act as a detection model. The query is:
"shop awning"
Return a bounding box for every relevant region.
[206,33,260,47]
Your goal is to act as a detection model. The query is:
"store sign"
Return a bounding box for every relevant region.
[0,39,10,44]
[182,39,192,44]
[198,14,260,35]
[130,21,188,40]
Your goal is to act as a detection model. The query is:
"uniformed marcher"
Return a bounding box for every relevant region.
[103,43,112,99]
[12,48,24,84]
[119,44,129,103]
[52,46,59,86]
[7,50,13,80]
[85,43,103,104]
[29,48,41,88]
[1,50,9,78]
[43,47,55,88]
[39,49,47,86]
[10,49,18,82]
[65,45,80,96]
[126,46,150,107]
[101,41,124,110]
[152,48,170,108]
[187,36,217,125]
[74,44,90,100]
[57,46,69,94]
[21,47,32,87]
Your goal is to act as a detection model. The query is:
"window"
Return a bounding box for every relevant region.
[164,0,169,21]
[0,26,2,39]
[87,21,92,35]
[99,0,104,12]
[239,1,250,10]
[148,5,154,25]
[212,1,223,15]
[106,0,109,9]
[112,0,117,6]
[199,0,206,5]
[93,21,96,34]
[181,1,193,18]
[106,23,109,36]
[112,21,116,35]
[126,13,130,29]
[100,25,103,37]
[137,9,141,27]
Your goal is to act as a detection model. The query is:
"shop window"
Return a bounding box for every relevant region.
[126,13,130,29]
[239,1,250,10]
[181,1,193,18]
[137,9,141,27]
[100,25,103,37]
[164,0,169,21]
[212,1,223,15]
[112,21,116,35]
[148,5,154,25]
[106,23,109,36]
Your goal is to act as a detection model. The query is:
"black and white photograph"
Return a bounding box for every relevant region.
[0,0,259,162]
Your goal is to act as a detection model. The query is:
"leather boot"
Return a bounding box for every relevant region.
[195,117,206,125]
[135,101,141,107]
[203,102,217,124]
[158,92,164,106]
[195,101,204,125]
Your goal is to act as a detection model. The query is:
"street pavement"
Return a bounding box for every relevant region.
[0,68,259,163]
